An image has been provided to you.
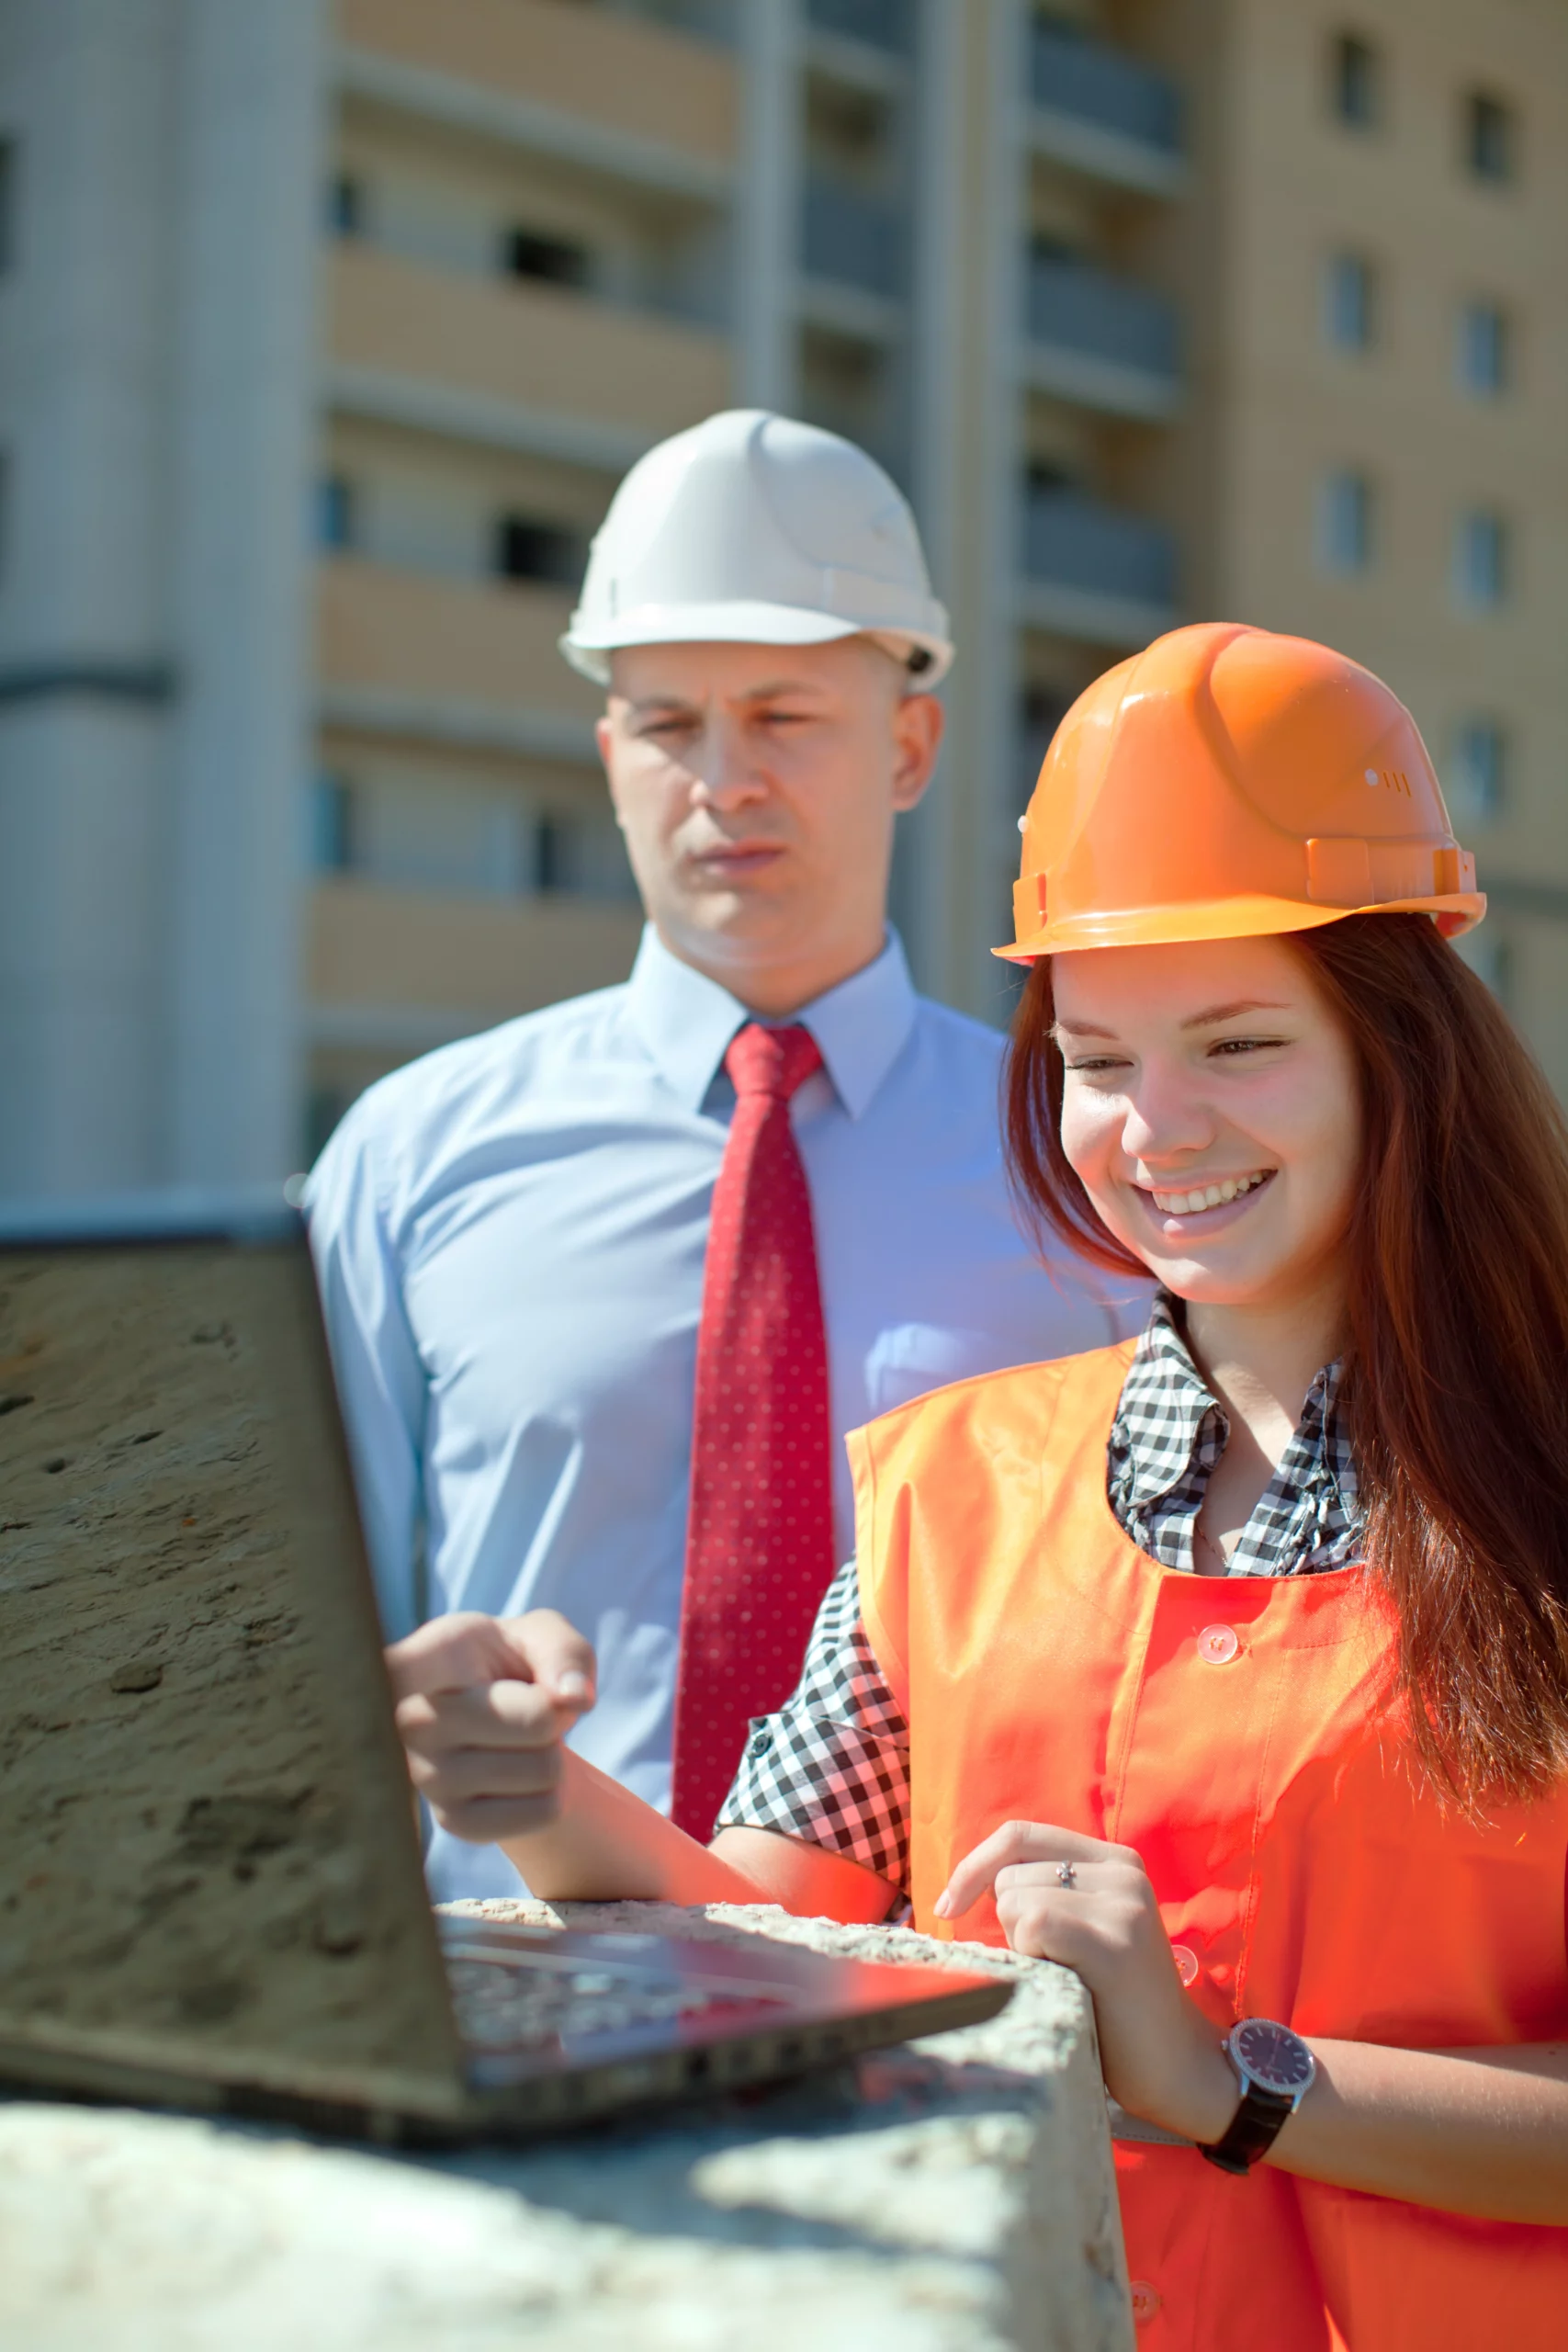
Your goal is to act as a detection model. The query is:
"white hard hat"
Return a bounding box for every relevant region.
[560,409,953,687]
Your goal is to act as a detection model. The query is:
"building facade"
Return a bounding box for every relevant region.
[0,0,1562,1195]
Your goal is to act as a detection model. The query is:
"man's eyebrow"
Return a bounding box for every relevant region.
[625,679,826,715]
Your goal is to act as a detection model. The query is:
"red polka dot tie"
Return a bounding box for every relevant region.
[670,1022,836,1840]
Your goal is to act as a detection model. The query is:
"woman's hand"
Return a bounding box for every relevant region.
[936,1821,1238,2143]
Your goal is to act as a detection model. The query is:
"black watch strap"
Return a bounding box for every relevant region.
[1199,2081,1297,2176]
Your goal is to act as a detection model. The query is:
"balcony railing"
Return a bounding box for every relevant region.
[805,0,912,53]
[1021,492,1178,637]
[1028,18,1183,192]
[1026,255,1178,380]
[801,177,906,300]
[1024,254,1179,413]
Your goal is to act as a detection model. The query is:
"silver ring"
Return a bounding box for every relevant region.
[1055,1861,1077,1889]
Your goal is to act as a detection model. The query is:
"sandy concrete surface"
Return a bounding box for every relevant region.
[0,1241,459,2109]
[0,1901,1133,2352]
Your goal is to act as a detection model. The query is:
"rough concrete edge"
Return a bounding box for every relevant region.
[442,1897,1135,2352]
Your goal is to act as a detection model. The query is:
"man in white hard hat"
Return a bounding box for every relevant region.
[307,411,1136,1902]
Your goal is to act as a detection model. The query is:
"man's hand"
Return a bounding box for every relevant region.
[384,1610,597,1844]
[935,1820,1238,2143]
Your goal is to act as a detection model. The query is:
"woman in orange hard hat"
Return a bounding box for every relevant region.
[489,623,1568,2351]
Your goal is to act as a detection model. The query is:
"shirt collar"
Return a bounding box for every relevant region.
[1114,1291,1348,1512]
[625,924,918,1121]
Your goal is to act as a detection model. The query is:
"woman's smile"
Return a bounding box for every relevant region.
[1136,1168,1278,1229]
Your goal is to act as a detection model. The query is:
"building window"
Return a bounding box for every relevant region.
[501,227,590,288]
[531,809,637,901]
[309,775,358,874]
[1454,509,1509,608]
[492,513,582,588]
[1457,300,1509,396]
[316,472,358,552]
[1317,469,1374,573]
[1331,33,1381,129]
[1324,252,1378,352]
[327,172,365,238]
[1447,718,1508,825]
[1465,91,1516,184]
[0,139,16,274]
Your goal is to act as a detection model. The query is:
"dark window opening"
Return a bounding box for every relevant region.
[0,140,16,274]
[1458,300,1509,396]
[1455,510,1509,608]
[1465,92,1516,184]
[328,172,365,237]
[1319,469,1375,573]
[310,775,358,875]
[1325,252,1377,351]
[317,472,358,552]
[502,228,591,288]
[492,513,583,588]
[534,814,567,895]
[1450,718,1507,824]
[1331,33,1381,129]
[1025,459,1077,498]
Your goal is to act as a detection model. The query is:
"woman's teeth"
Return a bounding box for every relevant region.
[1149,1171,1271,1216]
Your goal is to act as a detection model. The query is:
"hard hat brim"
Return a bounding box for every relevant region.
[560,601,953,686]
[995,888,1488,962]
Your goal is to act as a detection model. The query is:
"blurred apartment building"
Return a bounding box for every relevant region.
[0,0,1563,1194]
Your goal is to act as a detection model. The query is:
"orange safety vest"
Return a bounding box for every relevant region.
[851,1341,1568,2352]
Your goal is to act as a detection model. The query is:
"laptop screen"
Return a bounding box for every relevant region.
[0,1200,464,2119]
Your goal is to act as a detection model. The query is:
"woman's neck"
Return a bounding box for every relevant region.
[1181,1281,1348,1453]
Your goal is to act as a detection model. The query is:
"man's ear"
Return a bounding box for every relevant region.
[890,691,944,813]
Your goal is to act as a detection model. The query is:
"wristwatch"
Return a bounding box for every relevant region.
[1199,2018,1316,2175]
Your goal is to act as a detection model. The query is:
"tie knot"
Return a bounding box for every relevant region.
[725,1022,822,1103]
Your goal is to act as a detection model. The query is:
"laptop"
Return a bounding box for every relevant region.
[0,1192,1010,2143]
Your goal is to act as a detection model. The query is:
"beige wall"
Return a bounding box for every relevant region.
[309,878,643,1020]
[316,558,601,722]
[336,0,738,164]
[327,243,732,437]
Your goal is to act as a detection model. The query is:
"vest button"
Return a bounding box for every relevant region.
[1171,1943,1200,1987]
[1197,1623,1239,1665]
[1129,2278,1163,2324]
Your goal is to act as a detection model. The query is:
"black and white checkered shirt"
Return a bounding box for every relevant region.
[718,1295,1364,1894]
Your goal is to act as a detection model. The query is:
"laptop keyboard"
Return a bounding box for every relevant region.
[446,1945,784,2052]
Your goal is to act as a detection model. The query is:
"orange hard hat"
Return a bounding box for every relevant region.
[998,621,1484,961]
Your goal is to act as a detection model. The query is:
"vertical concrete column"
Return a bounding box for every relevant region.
[733,0,800,413]
[916,0,1026,1023]
[164,0,324,1183]
[894,0,966,1003]
[974,0,1029,1016]
[0,0,176,1195]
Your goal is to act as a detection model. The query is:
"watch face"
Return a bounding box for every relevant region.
[1233,2018,1315,2097]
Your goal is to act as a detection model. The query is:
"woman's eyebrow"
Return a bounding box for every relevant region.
[1051,1018,1120,1040]
[1178,998,1292,1029]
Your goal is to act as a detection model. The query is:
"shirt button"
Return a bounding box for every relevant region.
[1171,1944,1200,1988]
[1129,2279,1163,2324]
[1197,1623,1239,1665]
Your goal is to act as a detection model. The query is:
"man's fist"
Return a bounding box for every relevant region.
[383,1610,597,1844]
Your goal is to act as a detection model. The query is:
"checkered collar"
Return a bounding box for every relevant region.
[1108,1293,1362,1577]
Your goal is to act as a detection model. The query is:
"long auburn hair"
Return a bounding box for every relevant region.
[1005,912,1568,1807]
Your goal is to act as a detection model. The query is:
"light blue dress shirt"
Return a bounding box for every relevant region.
[306,927,1142,1900]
